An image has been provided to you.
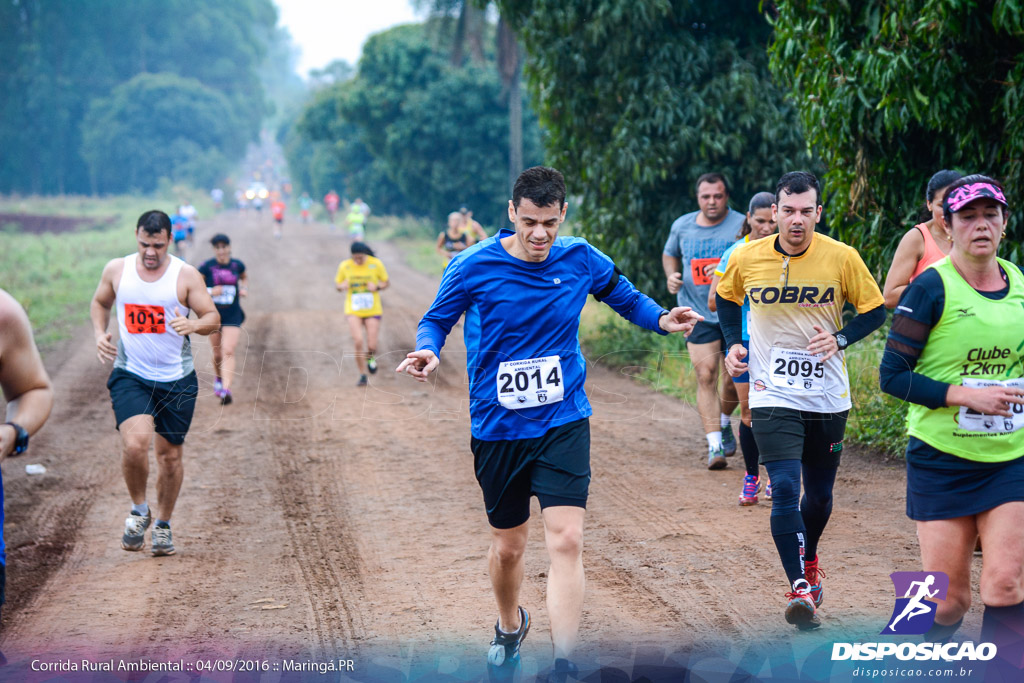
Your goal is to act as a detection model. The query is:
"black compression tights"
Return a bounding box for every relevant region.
[763,459,838,585]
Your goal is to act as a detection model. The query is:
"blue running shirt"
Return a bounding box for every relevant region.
[416,229,669,440]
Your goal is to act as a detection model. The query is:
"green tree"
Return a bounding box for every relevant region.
[495,0,814,298]
[0,0,277,195]
[81,73,244,193]
[291,22,544,227]
[768,0,1024,271]
[289,83,413,215]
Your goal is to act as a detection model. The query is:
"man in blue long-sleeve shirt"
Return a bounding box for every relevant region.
[397,166,702,675]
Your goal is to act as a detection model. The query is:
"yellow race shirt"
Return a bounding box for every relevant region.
[717,233,883,412]
[335,256,388,317]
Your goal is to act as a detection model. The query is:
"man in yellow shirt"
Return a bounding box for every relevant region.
[716,171,885,630]
[335,242,389,386]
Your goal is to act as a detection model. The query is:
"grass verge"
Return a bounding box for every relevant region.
[0,192,197,349]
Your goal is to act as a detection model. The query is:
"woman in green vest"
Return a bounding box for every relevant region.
[881,174,1024,652]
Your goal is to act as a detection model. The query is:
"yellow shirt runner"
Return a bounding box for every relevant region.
[335,256,389,317]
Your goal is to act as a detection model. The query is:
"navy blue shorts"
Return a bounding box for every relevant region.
[107,369,198,446]
[906,443,1024,521]
[471,418,591,529]
[217,305,245,327]
[686,320,724,347]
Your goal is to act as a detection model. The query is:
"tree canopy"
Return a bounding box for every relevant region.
[769,0,1024,269]
[286,21,545,228]
[81,74,245,193]
[0,0,280,195]
[496,0,814,297]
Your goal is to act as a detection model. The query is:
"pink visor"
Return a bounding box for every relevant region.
[946,182,1008,212]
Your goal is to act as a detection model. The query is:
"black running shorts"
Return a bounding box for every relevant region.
[107,368,199,446]
[750,406,849,467]
[686,320,725,347]
[471,418,591,529]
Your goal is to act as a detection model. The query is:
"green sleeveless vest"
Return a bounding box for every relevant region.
[906,257,1024,461]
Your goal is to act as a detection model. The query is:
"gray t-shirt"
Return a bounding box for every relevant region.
[662,208,745,324]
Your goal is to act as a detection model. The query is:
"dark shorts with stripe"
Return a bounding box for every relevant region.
[471,418,591,529]
[107,368,198,446]
[906,438,1024,521]
[751,406,849,467]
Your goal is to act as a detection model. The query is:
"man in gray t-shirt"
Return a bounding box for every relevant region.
[662,173,742,470]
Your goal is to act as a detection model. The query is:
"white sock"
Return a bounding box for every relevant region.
[132,501,149,516]
[720,413,732,429]
[706,431,722,450]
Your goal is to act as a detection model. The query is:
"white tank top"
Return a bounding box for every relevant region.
[114,253,194,382]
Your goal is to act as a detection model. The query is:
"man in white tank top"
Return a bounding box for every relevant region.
[90,210,219,556]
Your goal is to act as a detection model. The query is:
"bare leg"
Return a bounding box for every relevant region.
[346,315,368,375]
[364,316,381,357]
[977,502,1024,607]
[153,434,184,521]
[218,326,242,391]
[917,516,976,624]
[687,340,724,436]
[489,522,529,632]
[120,414,155,504]
[542,505,586,659]
[210,328,224,380]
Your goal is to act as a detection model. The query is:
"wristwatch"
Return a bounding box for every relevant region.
[4,422,29,455]
[834,333,849,351]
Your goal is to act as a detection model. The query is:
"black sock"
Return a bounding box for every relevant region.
[923,617,963,643]
[982,601,1024,672]
[739,422,759,476]
[155,520,171,529]
[770,511,806,585]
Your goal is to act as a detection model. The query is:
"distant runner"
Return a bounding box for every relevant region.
[299,192,313,223]
[271,198,286,239]
[324,190,340,226]
[198,234,249,406]
[335,242,389,386]
[437,211,474,264]
[346,202,367,242]
[663,172,743,469]
[707,191,777,505]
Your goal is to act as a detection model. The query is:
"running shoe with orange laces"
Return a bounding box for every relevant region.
[785,578,820,630]
[804,555,826,607]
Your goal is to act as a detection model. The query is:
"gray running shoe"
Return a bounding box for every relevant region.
[151,525,176,556]
[721,423,737,456]
[357,374,368,387]
[121,510,151,551]
[707,446,727,470]
[487,606,530,667]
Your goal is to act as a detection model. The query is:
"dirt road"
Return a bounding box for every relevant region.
[0,211,971,678]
